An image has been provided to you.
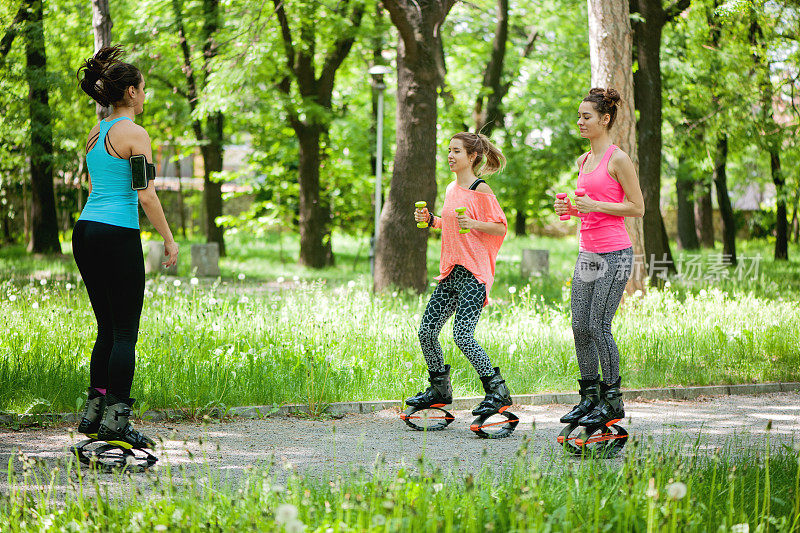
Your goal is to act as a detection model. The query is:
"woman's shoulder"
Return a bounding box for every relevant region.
[608,146,633,168]
[112,118,149,138]
[474,182,494,195]
[576,151,590,169]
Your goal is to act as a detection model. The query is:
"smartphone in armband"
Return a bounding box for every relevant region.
[130,154,149,190]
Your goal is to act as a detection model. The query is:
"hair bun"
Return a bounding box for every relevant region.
[602,88,621,105]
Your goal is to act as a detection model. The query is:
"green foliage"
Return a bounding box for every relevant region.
[2,437,800,531]
[1,231,799,413]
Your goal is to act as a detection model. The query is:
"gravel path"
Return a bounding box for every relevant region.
[2,392,798,498]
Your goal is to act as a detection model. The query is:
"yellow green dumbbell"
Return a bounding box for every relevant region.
[455,207,470,234]
[415,201,428,228]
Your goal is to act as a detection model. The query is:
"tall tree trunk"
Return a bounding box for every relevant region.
[272,0,362,268]
[514,209,526,237]
[91,0,112,120]
[375,0,456,292]
[473,0,508,136]
[175,151,186,238]
[695,180,714,247]
[202,112,225,256]
[770,151,787,260]
[712,136,736,264]
[675,154,699,249]
[587,0,645,293]
[750,17,788,261]
[200,0,225,255]
[791,189,799,244]
[170,0,226,255]
[24,0,60,254]
[295,124,333,267]
[631,0,687,283]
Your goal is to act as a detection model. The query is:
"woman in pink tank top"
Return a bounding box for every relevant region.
[554,88,644,443]
[406,132,515,428]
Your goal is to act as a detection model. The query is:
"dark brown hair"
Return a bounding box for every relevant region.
[582,88,621,129]
[450,132,506,176]
[77,46,142,108]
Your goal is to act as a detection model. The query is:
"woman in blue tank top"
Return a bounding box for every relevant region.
[73,46,178,452]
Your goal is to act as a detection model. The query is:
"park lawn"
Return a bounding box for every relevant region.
[0,232,798,414]
[2,435,799,532]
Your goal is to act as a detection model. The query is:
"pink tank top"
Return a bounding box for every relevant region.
[576,144,632,253]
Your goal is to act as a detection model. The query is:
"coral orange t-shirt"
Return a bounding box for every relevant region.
[433,181,507,306]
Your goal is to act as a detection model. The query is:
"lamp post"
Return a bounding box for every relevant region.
[368,65,392,275]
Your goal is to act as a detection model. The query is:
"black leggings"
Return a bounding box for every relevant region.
[418,265,495,377]
[72,220,144,399]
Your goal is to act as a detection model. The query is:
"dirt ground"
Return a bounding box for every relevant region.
[2,392,798,498]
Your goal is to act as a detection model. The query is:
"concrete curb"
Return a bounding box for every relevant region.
[2,382,798,425]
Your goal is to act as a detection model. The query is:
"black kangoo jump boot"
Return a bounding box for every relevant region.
[560,378,600,424]
[472,367,512,417]
[406,365,453,408]
[402,365,455,431]
[578,377,625,427]
[96,394,155,450]
[469,367,518,439]
[78,387,106,439]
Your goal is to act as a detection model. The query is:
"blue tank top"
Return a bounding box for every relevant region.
[78,117,139,229]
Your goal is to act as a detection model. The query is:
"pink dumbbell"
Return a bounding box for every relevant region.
[556,193,570,221]
[574,188,586,217]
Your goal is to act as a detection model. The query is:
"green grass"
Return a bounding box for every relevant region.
[2,436,799,532]
[0,232,799,414]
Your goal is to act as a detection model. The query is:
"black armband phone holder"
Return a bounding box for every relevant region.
[130,154,156,191]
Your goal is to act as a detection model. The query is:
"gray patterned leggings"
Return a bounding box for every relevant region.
[570,247,633,385]
[418,265,495,377]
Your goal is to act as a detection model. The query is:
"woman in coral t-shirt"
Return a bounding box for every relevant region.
[406,132,512,418]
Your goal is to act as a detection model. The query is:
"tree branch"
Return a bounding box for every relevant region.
[382,0,418,64]
[522,28,539,57]
[0,2,26,69]
[272,0,296,77]
[150,73,188,98]
[318,1,365,104]
[171,0,204,141]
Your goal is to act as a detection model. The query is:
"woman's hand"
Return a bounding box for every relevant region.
[414,207,430,224]
[163,240,179,267]
[456,210,476,231]
[574,195,598,214]
[554,197,572,216]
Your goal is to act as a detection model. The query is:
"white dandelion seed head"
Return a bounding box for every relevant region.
[285,519,306,533]
[190,277,199,286]
[275,503,298,524]
[173,279,181,287]
[508,286,517,294]
[238,273,246,281]
[665,481,687,500]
